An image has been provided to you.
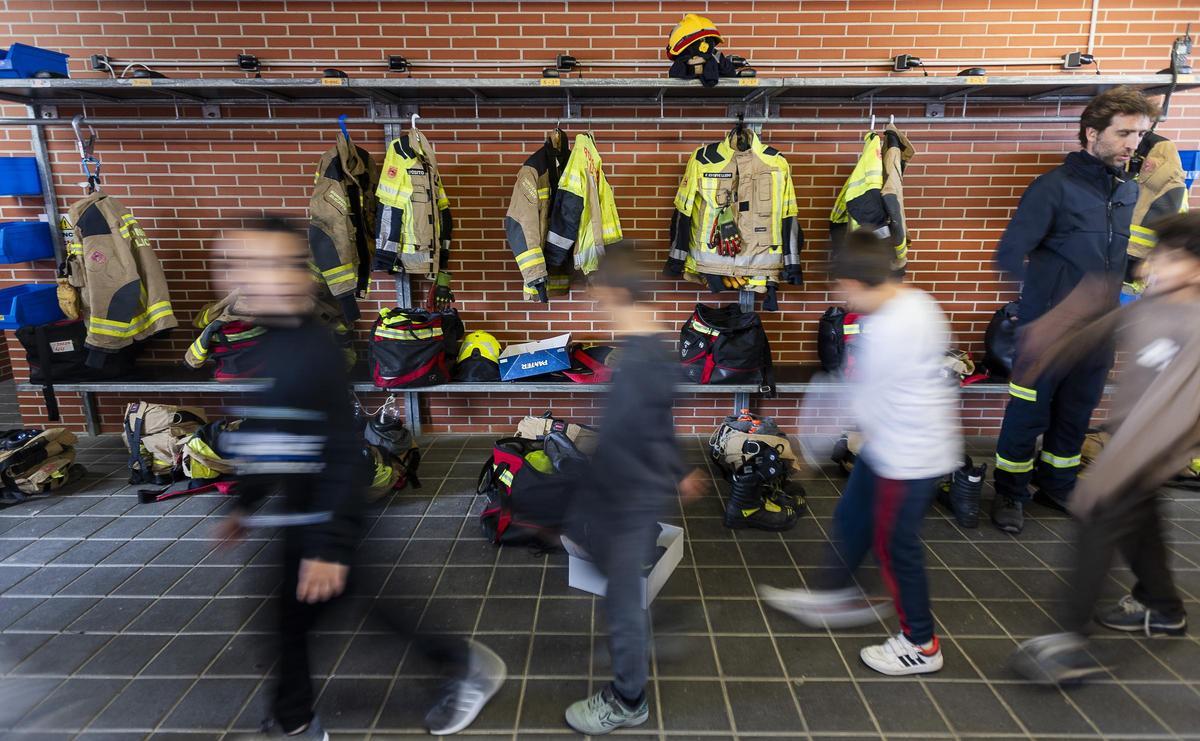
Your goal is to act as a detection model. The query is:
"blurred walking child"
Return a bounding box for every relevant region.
[759,229,963,675]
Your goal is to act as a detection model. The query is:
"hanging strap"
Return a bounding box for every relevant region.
[124,406,153,483]
[33,324,60,422]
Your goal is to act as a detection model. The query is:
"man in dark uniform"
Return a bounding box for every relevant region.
[991,87,1159,534]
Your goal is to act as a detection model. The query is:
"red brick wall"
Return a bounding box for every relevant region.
[1,1,1196,435]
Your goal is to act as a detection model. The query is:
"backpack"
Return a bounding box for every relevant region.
[816,306,863,374]
[17,319,139,421]
[364,416,421,491]
[369,307,464,388]
[122,402,208,484]
[0,428,85,504]
[679,303,774,392]
[983,301,1020,378]
[478,433,584,545]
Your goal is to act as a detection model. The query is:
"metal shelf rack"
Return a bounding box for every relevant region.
[1,72,1188,435]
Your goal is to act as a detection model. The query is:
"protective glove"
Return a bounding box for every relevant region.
[783,265,803,285]
[56,276,80,320]
[431,271,454,310]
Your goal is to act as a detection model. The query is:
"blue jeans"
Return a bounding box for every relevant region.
[819,455,940,644]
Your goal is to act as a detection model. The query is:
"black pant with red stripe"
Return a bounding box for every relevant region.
[818,455,940,644]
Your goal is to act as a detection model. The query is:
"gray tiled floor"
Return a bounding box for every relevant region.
[1,433,1199,739]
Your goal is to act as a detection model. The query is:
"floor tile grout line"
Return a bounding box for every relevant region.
[508,537,550,740]
[687,446,743,739]
[801,463,888,739]
[364,435,467,735]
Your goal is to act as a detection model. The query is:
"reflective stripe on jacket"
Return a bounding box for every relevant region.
[505,130,574,301]
[375,128,452,278]
[64,191,177,354]
[545,133,622,275]
[830,125,914,271]
[308,134,379,321]
[665,130,802,290]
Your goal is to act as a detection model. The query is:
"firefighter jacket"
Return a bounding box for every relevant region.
[63,191,177,360]
[308,134,379,322]
[830,125,914,271]
[186,288,356,373]
[505,130,573,302]
[1127,132,1190,261]
[375,128,451,279]
[545,133,622,275]
[665,130,802,291]
[995,150,1137,323]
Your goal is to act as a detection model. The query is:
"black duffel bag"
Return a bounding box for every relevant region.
[679,303,774,393]
[983,301,1020,378]
[17,320,139,421]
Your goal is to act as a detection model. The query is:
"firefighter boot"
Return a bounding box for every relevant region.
[724,459,799,532]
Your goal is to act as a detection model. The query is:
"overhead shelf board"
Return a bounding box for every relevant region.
[0,74,1194,107]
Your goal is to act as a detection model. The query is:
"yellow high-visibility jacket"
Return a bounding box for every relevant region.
[375,128,451,279]
[63,191,177,358]
[545,133,622,275]
[830,125,914,271]
[505,130,574,302]
[665,130,802,292]
[308,134,378,321]
[1128,132,1190,262]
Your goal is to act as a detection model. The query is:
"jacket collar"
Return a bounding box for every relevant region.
[722,129,766,156]
[1066,149,1125,182]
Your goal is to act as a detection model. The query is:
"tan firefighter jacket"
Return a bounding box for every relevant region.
[375,128,452,279]
[309,134,379,321]
[830,125,915,272]
[665,130,802,293]
[545,133,622,276]
[505,130,574,302]
[63,191,177,357]
[1127,132,1190,262]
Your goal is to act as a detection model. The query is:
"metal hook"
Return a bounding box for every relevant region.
[411,112,420,130]
[888,113,894,127]
[869,113,876,130]
[338,113,351,141]
[70,114,95,159]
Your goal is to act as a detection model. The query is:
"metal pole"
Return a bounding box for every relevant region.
[25,105,65,263]
[1087,0,1100,55]
[0,115,1084,127]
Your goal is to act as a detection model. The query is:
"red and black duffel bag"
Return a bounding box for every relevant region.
[369,307,464,388]
[679,303,774,393]
[478,433,584,546]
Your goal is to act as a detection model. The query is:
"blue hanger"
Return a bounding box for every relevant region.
[338,114,350,141]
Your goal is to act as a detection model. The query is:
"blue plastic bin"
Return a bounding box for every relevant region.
[0,157,41,196]
[0,43,70,79]
[0,222,54,262]
[0,284,66,329]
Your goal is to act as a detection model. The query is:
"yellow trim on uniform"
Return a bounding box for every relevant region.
[515,249,546,269]
[186,337,209,362]
[87,301,174,338]
[995,455,1035,474]
[843,324,860,335]
[1008,382,1037,402]
[375,326,443,341]
[1040,450,1081,468]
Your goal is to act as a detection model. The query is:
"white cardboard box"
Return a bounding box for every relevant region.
[560,523,684,609]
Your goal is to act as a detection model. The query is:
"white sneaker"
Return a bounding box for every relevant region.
[860,633,943,676]
[424,639,507,735]
[758,585,894,629]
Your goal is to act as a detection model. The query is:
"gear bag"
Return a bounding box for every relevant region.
[364,415,421,491]
[478,433,585,546]
[816,306,864,374]
[515,412,598,455]
[0,428,85,504]
[122,402,208,485]
[369,307,464,388]
[708,412,801,477]
[679,303,774,392]
[17,319,138,421]
[983,301,1020,378]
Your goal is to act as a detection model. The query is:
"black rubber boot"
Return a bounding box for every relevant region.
[723,459,800,532]
[949,457,986,528]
